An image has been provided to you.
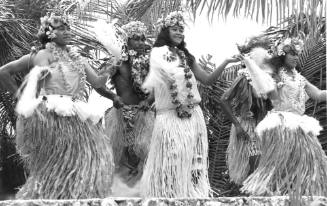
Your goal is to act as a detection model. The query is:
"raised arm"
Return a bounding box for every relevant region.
[305,80,327,102]
[191,56,242,85]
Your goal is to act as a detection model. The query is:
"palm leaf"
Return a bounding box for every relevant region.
[125,0,182,26]
[184,0,325,38]
[198,56,242,195]
[301,38,327,152]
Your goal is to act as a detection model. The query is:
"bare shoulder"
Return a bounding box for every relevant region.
[33,49,52,66]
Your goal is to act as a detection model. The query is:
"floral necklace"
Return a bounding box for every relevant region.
[277,67,307,108]
[128,49,150,100]
[278,67,305,88]
[165,47,195,119]
[45,42,87,101]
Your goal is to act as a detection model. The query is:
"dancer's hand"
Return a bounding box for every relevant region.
[139,99,150,111]
[113,95,124,109]
[226,54,244,63]
[235,125,250,141]
[99,65,118,77]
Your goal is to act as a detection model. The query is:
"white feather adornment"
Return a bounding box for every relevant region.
[243,48,275,97]
[15,66,47,117]
[249,47,273,73]
[93,19,126,62]
[256,111,323,137]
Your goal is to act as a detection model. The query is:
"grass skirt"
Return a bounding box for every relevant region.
[15,103,114,199]
[227,117,260,185]
[141,106,211,198]
[104,107,154,165]
[241,111,327,196]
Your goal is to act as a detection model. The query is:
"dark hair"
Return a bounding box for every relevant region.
[269,50,301,72]
[153,27,195,67]
[238,36,272,54]
[37,27,52,48]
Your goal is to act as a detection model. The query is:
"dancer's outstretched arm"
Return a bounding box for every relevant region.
[191,55,242,85]
[305,80,327,102]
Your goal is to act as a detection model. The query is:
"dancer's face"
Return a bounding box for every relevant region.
[52,23,72,46]
[128,35,147,51]
[168,25,184,46]
[284,52,299,69]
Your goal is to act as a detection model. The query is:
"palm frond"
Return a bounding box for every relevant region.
[301,38,327,152]
[0,1,36,65]
[125,0,182,26]
[185,0,325,38]
[198,56,242,195]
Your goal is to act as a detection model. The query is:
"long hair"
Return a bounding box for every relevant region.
[153,27,195,67]
[268,53,301,73]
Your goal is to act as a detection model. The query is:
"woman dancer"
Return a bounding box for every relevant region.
[0,14,114,199]
[242,37,327,196]
[141,11,241,197]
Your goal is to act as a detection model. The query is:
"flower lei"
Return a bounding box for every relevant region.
[273,37,304,56]
[128,49,150,99]
[122,21,147,39]
[277,67,307,109]
[156,11,186,32]
[40,13,69,40]
[45,42,87,101]
[165,47,195,119]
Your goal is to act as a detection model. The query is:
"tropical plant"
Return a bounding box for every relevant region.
[0,0,325,197]
[0,0,63,195]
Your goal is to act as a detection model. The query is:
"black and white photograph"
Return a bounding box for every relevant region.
[0,0,326,205]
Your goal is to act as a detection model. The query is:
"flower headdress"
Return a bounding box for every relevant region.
[272,37,304,56]
[155,11,186,32]
[39,13,69,39]
[121,21,147,39]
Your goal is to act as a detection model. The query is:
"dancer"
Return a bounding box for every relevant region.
[95,21,155,191]
[220,37,274,185]
[241,37,327,196]
[0,14,114,199]
[141,11,242,197]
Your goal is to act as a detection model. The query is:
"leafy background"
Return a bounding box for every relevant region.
[0,0,325,198]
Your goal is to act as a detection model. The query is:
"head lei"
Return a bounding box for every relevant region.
[121,21,147,39]
[39,13,70,39]
[272,37,304,56]
[155,11,186,32]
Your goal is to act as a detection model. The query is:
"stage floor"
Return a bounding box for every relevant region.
[0,196,326,206]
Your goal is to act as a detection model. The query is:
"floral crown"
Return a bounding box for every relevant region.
[273,37,304,56]
[155,11,186,31]
[121,21,147,38]
[39,13,69,39]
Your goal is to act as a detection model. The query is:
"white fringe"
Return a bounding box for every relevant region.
[243,48,275,97]
[15,65,104,124]
[15,66,47,117]
[143,46,180,92]
[256,111,323,137]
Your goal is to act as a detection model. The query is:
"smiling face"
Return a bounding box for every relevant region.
[168,25,184,46]
[284,52,299,69]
